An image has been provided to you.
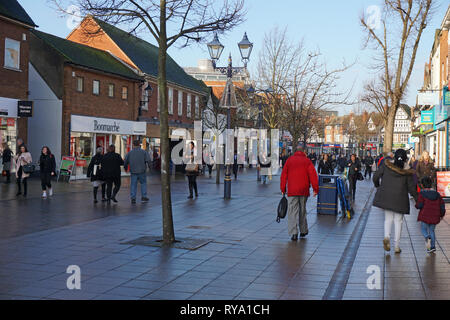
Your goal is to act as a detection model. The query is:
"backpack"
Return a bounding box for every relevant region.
[276,195,288,223]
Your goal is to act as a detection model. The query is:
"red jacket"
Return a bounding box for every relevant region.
[280,151,319,197]
[415,190,446,225]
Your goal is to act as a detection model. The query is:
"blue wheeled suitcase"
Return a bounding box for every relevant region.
[317,175,338,215]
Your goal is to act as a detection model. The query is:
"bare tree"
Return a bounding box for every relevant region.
[53,0,246,244]
[360,0,433,153]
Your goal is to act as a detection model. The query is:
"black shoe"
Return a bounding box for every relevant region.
[101,198,107,202]
[16,192,22,196]
[94,199,98,204]
[188,195,193,199]
[195,193,199,198]
[300,232,308,238]
[141,197,149,203]
[112,197,118,203]
[131,199,136,204]
[291,234,298,241]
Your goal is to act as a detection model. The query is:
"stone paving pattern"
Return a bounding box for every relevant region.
[0,169,449,300]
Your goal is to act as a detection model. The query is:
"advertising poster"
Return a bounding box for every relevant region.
[59,156,76,177]
[436,171,450,198]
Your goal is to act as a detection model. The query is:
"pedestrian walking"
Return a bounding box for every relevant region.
[318,154,333,175]
[101,145,124,203]
[14,145,32,197]
[259,153,271,184]
[1,143,13,184]
[409,155,419,194]
[415,176,446,254]
[124,140,151,204]
[416,151,436,189]
[87,147,106,203]
[337,154,347,174]
[206,153,214,178]
[373,149,418,254]
[280,145,319,241]
[364,152,374,180]
[347,154,361,201]
[39,146,56,199]
[185,142,199,199]
[233,151,238,180]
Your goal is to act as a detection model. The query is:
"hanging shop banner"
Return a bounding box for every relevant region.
[436,171,450,198]
[71,115,147,136]
[434,101,448,130]
[59,156,76,177]
[17,101,33,117]
[417,91,440,106]
[444,86,450,106]
[420,110,434,125]
[0,97,18,117]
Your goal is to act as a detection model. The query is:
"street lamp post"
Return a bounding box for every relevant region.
[207,32,253,199]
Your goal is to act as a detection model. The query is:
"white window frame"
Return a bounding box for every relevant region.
[187,95,192,118]
[168,88,173,115]
[93,80,100,95]
[108,84,114,98]
[195,96,199,118]
[76,77,84,92]
[4,38,20,70]
[178,91,183,116]
[121,86,128,100]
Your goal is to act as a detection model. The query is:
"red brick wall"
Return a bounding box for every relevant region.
[0,18,31,143]
[61,65,141,155]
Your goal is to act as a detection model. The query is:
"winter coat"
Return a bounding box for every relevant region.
[365,156,374,167]
[372,159,418,215]
[39,154,56,175]
[416,160,436,186]
[409,159,419,185]
[280,151,319,197]
[15,152,32,179]
[124,147,150,174]
[2,148,12,163]
[100,152,124,179]
[347,159,361,177]
[87,154,104,181]
[415,190,445,225]
[318,160,333,175]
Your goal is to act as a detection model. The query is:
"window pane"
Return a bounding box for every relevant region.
[4,38,20,69]
[122,86,128,100]
[108,84,114,97]
[187,95,191,118]
[168,88,173,114]
[76,77,83,92]
[178,91,183,116]
[93,81,99,95]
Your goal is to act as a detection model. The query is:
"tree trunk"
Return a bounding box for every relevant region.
[158,0,175,244]
[383,103,398,154]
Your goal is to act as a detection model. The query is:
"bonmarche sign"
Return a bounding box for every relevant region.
[93,120,120,133]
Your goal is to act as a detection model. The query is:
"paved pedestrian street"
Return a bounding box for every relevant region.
[0,170,449,300]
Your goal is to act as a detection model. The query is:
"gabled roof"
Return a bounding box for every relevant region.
[93,18,208,95]
[31,30,142,81]
[0,0,37,27]
[399,104,412,118]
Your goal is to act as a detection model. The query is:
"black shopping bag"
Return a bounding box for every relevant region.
[277,195,288,223]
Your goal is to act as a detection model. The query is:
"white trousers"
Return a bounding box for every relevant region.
[384,210,404,247]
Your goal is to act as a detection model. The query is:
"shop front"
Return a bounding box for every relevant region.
[0,97,19,154]
[70,115,147,179]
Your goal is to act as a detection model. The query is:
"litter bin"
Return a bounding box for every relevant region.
[317,175,338,215]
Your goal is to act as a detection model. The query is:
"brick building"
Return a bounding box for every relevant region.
[0,0,36,156]
[28,30,144,177]
[66,16,208,155]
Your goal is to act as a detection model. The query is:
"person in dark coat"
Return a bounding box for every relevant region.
[87,147,106,203]
[185,142,199,199]
[1,143,13,183]
[347,154,361,201]
[318,154,333,175]
[373,149,418,254]
[409,155,419,190]
[101,144,124,203]
[415,176,445,253]
[233,151,238,180]
[416,151,436,189]
[337,154,347,173]
[39,146,56,198]
[364,152,374,180]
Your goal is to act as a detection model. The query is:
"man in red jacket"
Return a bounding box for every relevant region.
[280,145,319,241]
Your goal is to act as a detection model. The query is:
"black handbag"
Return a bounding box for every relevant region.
[276,195,288,223]
[357,171,364,181]
[22,164,35,174]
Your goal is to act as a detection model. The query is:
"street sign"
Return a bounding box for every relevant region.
[17,101,33,117]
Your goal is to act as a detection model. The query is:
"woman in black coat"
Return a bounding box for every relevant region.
[318,154,333,175]
[87,147,106,203]
[347,154,361,201]
[39,146,56,198]
[373,149,418,254]
[185,142,199,199]
[101,145,124,203]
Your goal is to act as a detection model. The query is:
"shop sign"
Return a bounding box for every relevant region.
[444,86,450,106]
[420,110,434,125]
[71,115,147,136]
[434,101,448,130]
[417,91,440,106]
[7,118,15,127]
[17,101,33,117]
[437,171,450,198]
[76,159,87,167]
[59,156,76,178]
[0,97,18,117]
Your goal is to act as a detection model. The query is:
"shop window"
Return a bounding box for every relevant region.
[108,84,115,98]
[93,80,100,95]
[122,86,128,100]
[76,77,84,92]
[4,38,20,70]
[178,91,183,116]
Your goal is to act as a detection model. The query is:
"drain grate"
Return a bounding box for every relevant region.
[121,236,212,250]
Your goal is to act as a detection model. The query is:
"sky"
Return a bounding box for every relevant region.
[19,0,449,115]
